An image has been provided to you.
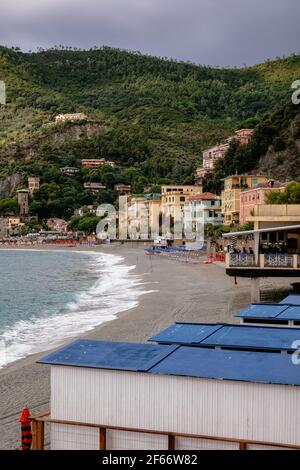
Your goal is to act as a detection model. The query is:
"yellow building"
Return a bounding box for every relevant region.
[28,177,40,195]
[126,196,161,239]
[8,217,24,235]
[221,175,267,225]
[161,185,203,217]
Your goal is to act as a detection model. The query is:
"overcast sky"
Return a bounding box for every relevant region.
[1,0,299,66]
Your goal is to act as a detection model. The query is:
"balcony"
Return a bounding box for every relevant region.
[225,253,300,277]
[227,253,298,268]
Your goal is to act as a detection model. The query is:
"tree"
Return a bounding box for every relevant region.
[0,198,18,215]
[266,182,300,204]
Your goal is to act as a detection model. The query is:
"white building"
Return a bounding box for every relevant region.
[55,113,87,124]
[37,337,300,450]
[187,192,223,227]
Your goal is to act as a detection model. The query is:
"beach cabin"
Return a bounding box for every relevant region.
[33,339,300,450]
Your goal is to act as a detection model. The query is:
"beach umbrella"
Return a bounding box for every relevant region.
[19,408,32,450]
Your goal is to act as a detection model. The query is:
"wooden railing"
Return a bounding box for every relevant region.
[31,411,300,451]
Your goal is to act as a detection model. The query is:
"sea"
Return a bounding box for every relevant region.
[0,249,150,368]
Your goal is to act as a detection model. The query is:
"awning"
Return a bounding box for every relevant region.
[222,224,300,238]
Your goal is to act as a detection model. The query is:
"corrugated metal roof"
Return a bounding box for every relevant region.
[38,340,178,372]
[38,339,300,386]
[280,295,300,305]
[235,303,289,319]
[149,322,300,352]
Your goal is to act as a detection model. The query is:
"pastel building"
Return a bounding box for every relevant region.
[221,175,267,226]
[47,218,68,233]
[28,177,40,195]
[55,113,87,123]
[161,185,203,217]
[126,196,161,239]
[239,180,286,225]
[196,129,254,184]
[60,167,80,176]
[187,192,223,227]
[115,184,132,194]
[8,217,24,235]
[83,182,106,193]
[81,159,115,169]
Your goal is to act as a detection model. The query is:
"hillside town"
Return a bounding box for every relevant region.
[0,125,289,249]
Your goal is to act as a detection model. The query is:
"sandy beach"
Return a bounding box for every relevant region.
[0,244,294,449]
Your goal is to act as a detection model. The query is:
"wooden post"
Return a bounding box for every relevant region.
[168,435,175,450]
[239,441,247,450]
[31,420,45,450]
[99,428,107,450]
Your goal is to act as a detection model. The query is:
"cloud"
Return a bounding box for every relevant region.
[0,0,299,66]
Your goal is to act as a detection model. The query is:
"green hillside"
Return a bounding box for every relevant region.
[204,101,300,193]
[0,46,300,219]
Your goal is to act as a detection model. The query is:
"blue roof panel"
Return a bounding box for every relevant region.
[280,295,300,305]
[150,347,300,386]
[39,339,300,386]
[235,303,288,319]
[38,340,178,371]
[201,324,300,351]
[149,322,300,351]
[278,306,300,321]
[149,323,222,345]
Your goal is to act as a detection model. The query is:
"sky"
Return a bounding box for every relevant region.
[0,0,300,66]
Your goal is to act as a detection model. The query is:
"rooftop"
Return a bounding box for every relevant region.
[235,298,300,322]
[149,321,300,352]
[189,192,217,201]
[39,338,300,387]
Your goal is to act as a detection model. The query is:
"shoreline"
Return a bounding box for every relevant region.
[0,244,157,373]
[0,244,295,449]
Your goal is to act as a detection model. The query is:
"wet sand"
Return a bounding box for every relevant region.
[0,245,294,449]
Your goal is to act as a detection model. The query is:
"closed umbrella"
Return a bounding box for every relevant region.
[19,408,32,450]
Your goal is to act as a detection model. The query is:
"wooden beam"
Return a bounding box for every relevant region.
[168,435,175,450]
[31,420,45,450]
[99,428,107,450]
[239,441,247,451]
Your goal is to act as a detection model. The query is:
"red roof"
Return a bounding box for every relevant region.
[190,192,217,201]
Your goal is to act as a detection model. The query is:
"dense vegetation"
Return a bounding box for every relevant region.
[0,46,300,219]
[204,101,300,193]
[266,181,300,204]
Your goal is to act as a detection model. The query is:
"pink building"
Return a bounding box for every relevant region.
[47,218,68,233]
[232,128,254,146]
[239,180,285,225]
[195,129,254,184]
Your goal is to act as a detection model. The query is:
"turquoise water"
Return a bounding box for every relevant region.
[0,249,147,367]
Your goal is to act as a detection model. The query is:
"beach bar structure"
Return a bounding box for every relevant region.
[223,224,300,302]
[33,338,300,450]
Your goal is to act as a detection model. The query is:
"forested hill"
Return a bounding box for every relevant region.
[204,100,300,193]
[0,46,300,184]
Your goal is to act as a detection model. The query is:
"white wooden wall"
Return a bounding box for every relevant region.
[50,366,300,450]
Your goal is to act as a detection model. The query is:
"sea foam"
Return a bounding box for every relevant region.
[0,251,155,367]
